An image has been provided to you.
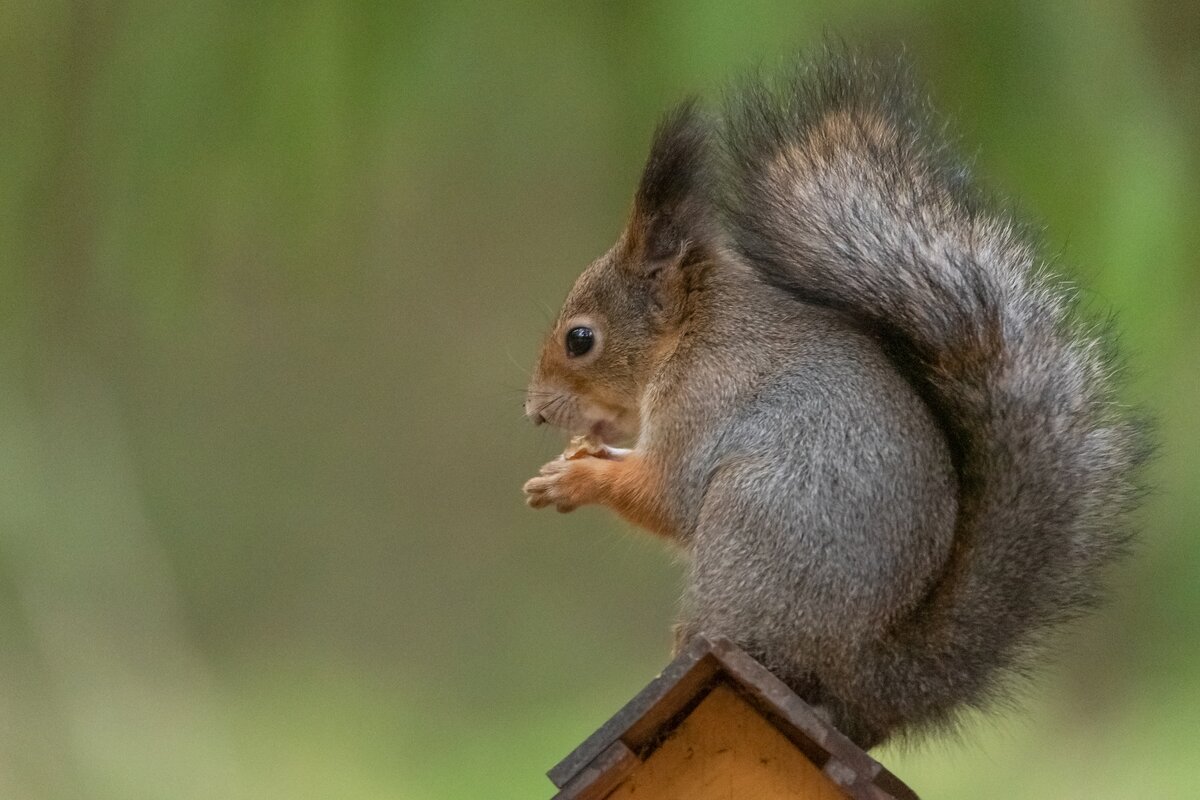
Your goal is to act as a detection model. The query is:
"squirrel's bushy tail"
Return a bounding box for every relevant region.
[720,50,1151,738]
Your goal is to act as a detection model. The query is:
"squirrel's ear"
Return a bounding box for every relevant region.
[629,99,714,265]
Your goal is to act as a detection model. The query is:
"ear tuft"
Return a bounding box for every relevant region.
[632,99,712,261]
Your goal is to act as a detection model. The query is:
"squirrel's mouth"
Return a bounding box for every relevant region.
[589,420,619,446]
[527,388,638,445]
[586,412,639,448]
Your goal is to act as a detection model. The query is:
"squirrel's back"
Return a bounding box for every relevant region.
[703,50,1152,745]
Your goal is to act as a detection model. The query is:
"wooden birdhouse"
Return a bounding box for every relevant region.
[547,635,918,800]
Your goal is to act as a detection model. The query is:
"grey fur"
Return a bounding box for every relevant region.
[525,49,1150,749]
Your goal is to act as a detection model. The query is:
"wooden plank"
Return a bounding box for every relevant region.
[552,740,639,800]
[706,638,918,800]
[547,637,721,788]
[547,635,919,800]
[605,684,849,800]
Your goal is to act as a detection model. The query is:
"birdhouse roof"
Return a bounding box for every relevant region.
[548,635,918,799]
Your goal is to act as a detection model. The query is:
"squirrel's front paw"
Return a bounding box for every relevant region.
[523,457,604,513]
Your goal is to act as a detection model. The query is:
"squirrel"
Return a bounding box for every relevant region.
[521,50,1150,749]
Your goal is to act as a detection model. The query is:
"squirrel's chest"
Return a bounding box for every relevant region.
[638,390,754,521]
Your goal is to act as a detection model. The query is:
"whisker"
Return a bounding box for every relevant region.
[543,394,569,424]
[503,345,532,379]
[535,298,557,325]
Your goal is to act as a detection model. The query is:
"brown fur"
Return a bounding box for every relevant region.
[523,51,1150,748]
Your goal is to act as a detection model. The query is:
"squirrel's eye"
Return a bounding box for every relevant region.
[565,326,595,358]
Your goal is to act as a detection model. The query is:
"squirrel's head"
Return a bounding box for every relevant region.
[525,101,716,445]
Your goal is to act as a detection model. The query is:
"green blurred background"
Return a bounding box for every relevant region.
[3,2,1198,798]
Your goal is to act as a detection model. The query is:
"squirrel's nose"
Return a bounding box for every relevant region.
[524,399,547,426]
